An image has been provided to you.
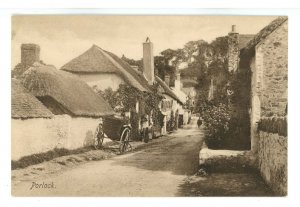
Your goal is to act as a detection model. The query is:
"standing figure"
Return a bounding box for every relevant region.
[141,114,149,143]
[197,117,202,128]
[94,117,104,149]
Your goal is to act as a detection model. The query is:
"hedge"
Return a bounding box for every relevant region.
[258,117,287,137]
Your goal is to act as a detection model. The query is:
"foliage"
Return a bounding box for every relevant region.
[95,87,119,109]
[116,84,142,112]
[120,35,252,149]
[94,84,142,113]
[193,37,251,150]
[94,84,162,129]
[11,147,93,170]
[167,110,175,132]
[258,117,287,137]
[198,102,231,148]
[195,60,252,150]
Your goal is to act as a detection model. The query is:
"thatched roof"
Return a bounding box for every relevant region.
[12,79,53,119]
[20,62,115,117]
[155,76,183,104]
[61,45,151,92]
[244,16,288,51]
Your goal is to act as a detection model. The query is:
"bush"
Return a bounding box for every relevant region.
[198,100,251,150]
[199,102,230,148]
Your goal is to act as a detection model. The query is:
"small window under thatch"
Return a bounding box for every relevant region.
[20,62,115,118]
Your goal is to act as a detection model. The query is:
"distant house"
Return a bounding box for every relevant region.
[12,44,114,160]
[61,39,186,136]
[239,17,288,195]
[182,86,196,111]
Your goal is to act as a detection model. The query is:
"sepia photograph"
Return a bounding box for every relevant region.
[11,15,288,197]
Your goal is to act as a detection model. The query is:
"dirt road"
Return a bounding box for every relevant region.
[12,118,273,196]
[12,119,205,196]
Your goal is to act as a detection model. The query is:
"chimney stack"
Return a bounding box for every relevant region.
[174,72,181,90]
[143,37,154,85]
[21,44,40,67]
[228,25,240,72]
[164,75,170,86]
[231,25,237,33]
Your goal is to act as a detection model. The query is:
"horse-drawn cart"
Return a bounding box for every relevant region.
[94,116,132,154]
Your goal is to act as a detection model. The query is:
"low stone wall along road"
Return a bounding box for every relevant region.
[12,118,274,196]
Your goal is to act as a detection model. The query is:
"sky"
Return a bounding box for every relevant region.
[12,15,278,69]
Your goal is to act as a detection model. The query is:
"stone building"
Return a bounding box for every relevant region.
[240,16,288,195]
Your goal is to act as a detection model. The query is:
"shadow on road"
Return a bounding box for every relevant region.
[111,123,205,176]
[176,172,275,196]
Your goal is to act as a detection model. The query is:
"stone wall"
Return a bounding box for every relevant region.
[250,19,288,195]
[250,20,288,151]
[258,131,287,195]
[12,115,98,161]
[255,20,288,117]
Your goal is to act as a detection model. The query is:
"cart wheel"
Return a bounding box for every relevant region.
[94,134,104,150]
[119,128,130,154]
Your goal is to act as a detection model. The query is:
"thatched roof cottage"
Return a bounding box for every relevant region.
[12,45,115,161]
[61,44,151,92]
[61,40,186,135]
[12,78,55,160]
[21,62,114,117]
[12,78,53,119]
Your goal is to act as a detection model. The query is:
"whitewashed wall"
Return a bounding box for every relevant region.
[12,115,99,161]
[183,110,189,125]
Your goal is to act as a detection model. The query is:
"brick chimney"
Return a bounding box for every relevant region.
[21,44,40,67]
[228,25,240,72]
[164,75,170,86]
[143,37,154,85]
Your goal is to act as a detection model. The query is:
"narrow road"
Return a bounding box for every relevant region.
[12,118,205,196]
[12,118,273,196]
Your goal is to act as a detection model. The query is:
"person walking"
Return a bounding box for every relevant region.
[197,117,202,128]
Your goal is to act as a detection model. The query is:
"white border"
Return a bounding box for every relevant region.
[1,5,300,207]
